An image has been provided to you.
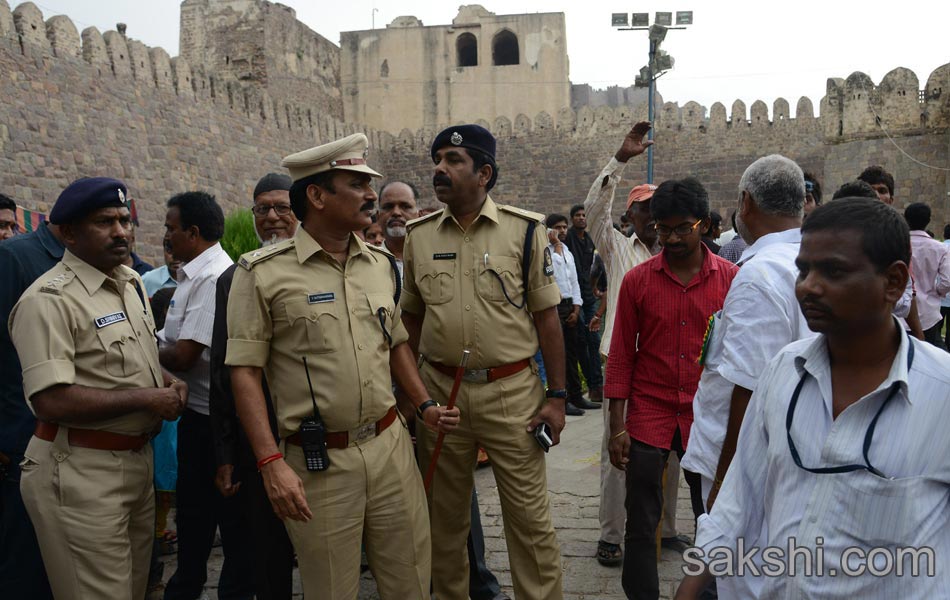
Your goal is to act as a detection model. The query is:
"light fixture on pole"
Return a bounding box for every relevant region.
[611,10,692,183]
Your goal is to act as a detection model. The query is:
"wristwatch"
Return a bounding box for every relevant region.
[545,389,568,399]
[416,399,441,420]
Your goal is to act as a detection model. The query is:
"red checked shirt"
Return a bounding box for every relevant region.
[604,246,737,450]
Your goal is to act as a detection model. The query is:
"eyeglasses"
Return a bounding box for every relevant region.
[805,181,815,193]
[252,203,293,217]
[654,219,703,237]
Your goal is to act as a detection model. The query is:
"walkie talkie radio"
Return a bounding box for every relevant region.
[300,357,330,472]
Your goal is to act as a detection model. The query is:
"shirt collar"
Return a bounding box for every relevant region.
[909,230,931,239]
[652,243,719,279]
[293,226,368,265]
[62,249,133,295]
[180,242,225,280]
[38,222,65,259]
[437,195,499,230]
[737,227,801,265]
[794,319,913,405]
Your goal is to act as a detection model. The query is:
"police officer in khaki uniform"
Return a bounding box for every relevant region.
[225,133,459,599]
[9,177,188,600]
[402,125,568,600]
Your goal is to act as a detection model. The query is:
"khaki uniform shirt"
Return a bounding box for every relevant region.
[402,196,561,369]
[8,250,163,435]
[225,227,407,439]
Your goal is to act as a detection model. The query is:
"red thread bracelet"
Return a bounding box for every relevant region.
[257,452,283,471]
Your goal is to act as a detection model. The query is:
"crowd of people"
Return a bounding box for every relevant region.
[0,120,949,600]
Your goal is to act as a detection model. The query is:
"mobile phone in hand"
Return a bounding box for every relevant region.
[534,422,553,452]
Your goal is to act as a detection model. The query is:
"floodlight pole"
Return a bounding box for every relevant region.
[647,38,657,183]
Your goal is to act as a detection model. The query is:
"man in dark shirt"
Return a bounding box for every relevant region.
[565,204,603,406]
[0,220,63,600]
[209,173,296,600]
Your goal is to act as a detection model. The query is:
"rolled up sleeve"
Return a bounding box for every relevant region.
[10,293,77,401]
[225,267,271,368]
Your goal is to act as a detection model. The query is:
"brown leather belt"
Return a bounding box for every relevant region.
[428,358,531,383]
[34,422,152,451]
[285,406,398,450]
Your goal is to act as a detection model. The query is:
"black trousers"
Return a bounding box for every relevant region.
[164,409,255,600]
[622,428,704,600]
[0,461,53,600]
[557,300,584,400]
[235,463,295,600]
[468,488,503,600]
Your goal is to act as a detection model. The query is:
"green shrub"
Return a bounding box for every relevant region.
[220,209,259,261]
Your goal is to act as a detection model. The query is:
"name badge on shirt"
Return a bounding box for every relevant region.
[95,311,127,328]
[433,252,457,260]
[308,292,335,304]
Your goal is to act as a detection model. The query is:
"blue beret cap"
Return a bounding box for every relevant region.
[430,124,496,163]
[50,177,129,225]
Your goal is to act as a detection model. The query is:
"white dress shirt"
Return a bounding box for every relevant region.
[695,330,950,599]
[684,228,816,482]
[908,230,950,329]
[547,242,582,306]
[583,157,653,355]
[159,242,233,415]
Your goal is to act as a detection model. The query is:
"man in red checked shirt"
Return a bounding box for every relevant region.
[605,178,737,600]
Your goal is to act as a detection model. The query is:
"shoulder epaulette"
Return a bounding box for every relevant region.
[406,209,442,230]
[366,243,394,259]
[39,270,75,295]
[499,205,545,223]
[237,239,295,270]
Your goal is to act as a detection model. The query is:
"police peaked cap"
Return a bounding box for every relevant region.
[49,177,129,224]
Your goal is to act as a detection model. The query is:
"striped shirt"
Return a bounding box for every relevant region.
[696,329,950,598]
[604,247,738,449]
[583,157,654,356]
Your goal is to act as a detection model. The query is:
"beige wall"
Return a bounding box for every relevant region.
[340,8,570,134]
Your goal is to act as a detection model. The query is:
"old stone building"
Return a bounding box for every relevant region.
[339,5,572,134]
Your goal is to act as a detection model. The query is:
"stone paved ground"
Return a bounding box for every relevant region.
[158,404,693,599]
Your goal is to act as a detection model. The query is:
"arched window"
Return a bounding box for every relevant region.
[457,33,477,67]
[492,30,518,66]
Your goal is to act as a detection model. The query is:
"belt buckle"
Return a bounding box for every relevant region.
[463,369,488,383]
[353,422,376,443]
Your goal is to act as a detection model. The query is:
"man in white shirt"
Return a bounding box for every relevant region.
[546,213,589,416]
[903,202,950,348]
[676,198,950,599]
[681,154,814,598]
[158,191,250,599]
[582,122,663,567]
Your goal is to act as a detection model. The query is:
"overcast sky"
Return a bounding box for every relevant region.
[29,0,950,117]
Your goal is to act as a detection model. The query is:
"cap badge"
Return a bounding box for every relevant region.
[450,132,463,145]
[363,148,369,158]
[118,188,125,203]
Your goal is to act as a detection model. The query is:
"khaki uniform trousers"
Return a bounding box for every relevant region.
[417,362,563,600]
[283,417,431,600]
[19,430,155,600]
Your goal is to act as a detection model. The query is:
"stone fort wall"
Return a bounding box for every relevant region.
[1,0,948,264]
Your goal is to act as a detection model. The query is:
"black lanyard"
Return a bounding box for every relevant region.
[786,334,914,480]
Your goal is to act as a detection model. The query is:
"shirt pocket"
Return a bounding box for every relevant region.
[366,292,395,348]
[96,324,145,378]
[477,255,522,304]
[832,471,942,547]
[284,298,341,354]
[416,261,456,305]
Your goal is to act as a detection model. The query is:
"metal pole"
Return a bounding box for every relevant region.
[647,39,656,184]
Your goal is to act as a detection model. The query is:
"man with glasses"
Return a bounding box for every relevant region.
[605,178,738,599]
[209,173,297,599]
[675,197,950,599]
